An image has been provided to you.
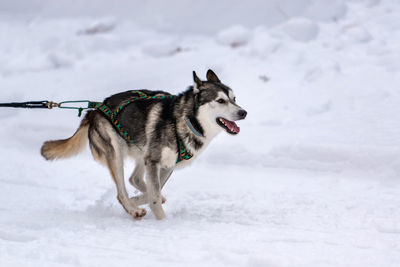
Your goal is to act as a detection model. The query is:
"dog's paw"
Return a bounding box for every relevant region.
[129,194,147,206]
[152,208,166,220]
[149,201,166,220]
[130,208,147,219]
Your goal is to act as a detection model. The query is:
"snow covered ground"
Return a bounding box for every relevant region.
[1,0,400,266]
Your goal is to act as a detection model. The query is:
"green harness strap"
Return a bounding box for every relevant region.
[93,90,193,164]
[176,139,193,163]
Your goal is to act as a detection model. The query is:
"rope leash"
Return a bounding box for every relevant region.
[0,100,101,117]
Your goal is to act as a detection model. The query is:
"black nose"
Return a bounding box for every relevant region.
[238,109,247,119]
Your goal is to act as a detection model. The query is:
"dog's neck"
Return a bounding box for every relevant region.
[184,116,203,137]
[174,88,221,154]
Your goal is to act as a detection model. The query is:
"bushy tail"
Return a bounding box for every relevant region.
[41,116,89,160]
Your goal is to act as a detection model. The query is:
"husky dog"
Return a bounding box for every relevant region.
[41,70,247,220]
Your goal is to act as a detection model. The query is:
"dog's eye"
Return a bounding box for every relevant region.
[217,99,226,104]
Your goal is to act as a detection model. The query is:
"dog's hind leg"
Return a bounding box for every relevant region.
[129,167,172,206]
[106,152,146,218]
[88,116,146,219]
[160,168,173,188]
[128,161,147,192]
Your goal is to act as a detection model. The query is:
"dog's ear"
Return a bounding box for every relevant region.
[193,71,203,93]
[206,69,221,83]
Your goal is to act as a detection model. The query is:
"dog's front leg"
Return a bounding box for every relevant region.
[145,160,166,220]
[130,167,172,206]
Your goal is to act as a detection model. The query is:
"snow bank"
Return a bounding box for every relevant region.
[279,18,319,42]
[0,0,347,33]
[216,25,252,47]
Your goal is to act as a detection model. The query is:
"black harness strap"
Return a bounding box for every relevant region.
[0,101,52,109]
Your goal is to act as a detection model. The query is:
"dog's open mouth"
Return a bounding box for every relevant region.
[216,117,240,135]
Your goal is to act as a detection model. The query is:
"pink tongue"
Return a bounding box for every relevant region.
[224,119,240,133]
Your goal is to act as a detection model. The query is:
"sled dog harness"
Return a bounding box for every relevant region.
[91,90,194,164]
[0,90,197,163]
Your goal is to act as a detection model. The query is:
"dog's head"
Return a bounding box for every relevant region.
[193,70,247,136]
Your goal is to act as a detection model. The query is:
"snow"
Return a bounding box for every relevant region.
[1,0,400,266]
[279,18,319,42]
[0,0,348,34]
[216,25,253,47]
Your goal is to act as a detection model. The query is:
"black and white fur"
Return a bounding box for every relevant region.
[41,70,247,220]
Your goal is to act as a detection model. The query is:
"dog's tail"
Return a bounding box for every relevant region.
[41,115,90,160]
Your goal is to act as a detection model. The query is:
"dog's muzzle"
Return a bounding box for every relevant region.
[237,109,247,120]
